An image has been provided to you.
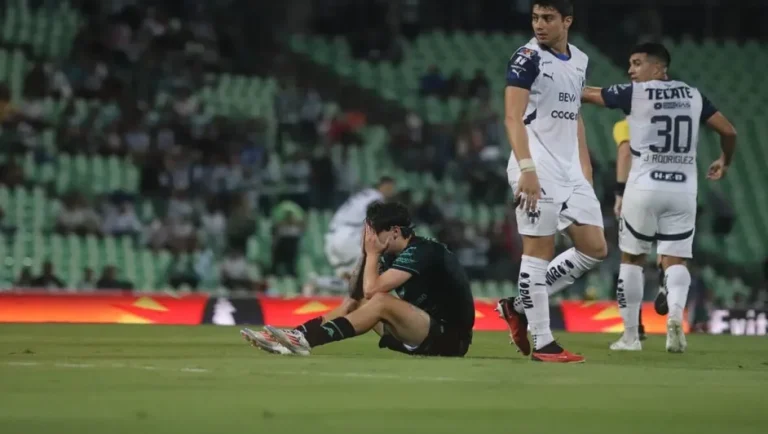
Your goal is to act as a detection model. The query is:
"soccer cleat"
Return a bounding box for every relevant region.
[264,325,311,356]
[531,341,585,363]
[609,336,642,351]
[666,320,687,353]
[240,328,291,355]
[496,298,531,356]
[654,288,669,315]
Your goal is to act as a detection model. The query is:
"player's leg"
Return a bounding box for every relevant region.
[656,194,696,353]
[653,254,669,315]
[267,293,430,355]
[546,181,608,297]
[498,182,583,362]
[612,190,655,350]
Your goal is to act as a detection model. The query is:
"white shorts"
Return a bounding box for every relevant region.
[619,188,696,258]
[508,172,604,236]
[324,226,364,277]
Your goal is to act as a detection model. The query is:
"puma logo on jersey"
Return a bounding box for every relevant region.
[543,72,554,81]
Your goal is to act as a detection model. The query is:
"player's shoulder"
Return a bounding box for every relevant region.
[510,39,543,62]
[567,43,589,65]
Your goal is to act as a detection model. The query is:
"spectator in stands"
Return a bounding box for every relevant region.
[220,248,252,290]
[123,117,151,160]
[15,266,34,288]
[309,147,337,209]
[102,121,124,156]
[200,198,227,254]
[444,70,467,98]
[282,150,311,209]
[56,193,102,236]
[275,79,301,148]
[272,211,304,277]
[420,65,446,96]
[96,265,133,290]
[0,157,24,187]
[226,193,257,251]
[166,189,195,222]
[468,69,490,99]
[415,190,444,227]
[299,89,323,145]
[171,86,200,120]
[79,267,96,290]
[31,261,65,289]
[103,201,143,237]
[167,253,200,290]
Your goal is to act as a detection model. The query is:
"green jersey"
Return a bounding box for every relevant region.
[379,236,475,334]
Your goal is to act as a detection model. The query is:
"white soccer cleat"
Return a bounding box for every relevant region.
[264,325,311,356]
[666,320,687,353]
[240,328,292,355]
[609,336,642,351]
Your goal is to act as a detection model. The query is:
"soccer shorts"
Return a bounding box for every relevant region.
[324,225,364,277]
[378,316,472,357]
[507,173,604,236]
[619,188,696,258]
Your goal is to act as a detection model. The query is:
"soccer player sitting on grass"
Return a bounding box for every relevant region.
[243,202,475,357]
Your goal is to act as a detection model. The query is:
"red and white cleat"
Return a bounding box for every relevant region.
[264,326,311,356]
[496,298,531,356]
[240,328,292,355]
[531,341,585,363]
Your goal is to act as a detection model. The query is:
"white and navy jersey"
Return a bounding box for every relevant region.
[601,80,718,193]
[328,188,384,231]
[506,38,589,185]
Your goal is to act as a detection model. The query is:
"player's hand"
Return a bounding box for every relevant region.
[515,171,541,213]
[707,158,728,180]
[613,195,623,218]
[364,225,390,255]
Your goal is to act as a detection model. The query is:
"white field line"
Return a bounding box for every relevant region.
[3,361,485,382]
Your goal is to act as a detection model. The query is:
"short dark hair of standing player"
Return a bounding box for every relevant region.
[376,176,396,200]
[532,0,573,18]
[628,42,671,82]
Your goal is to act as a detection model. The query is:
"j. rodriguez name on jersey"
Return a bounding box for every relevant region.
[601,79,718,193]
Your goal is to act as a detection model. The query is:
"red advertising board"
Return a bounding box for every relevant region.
[258,297,508,331]
[560,300,689,334]
[0,292,208,325]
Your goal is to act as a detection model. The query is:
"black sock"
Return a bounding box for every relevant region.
[295,316,323,335]
[303,317,357,347]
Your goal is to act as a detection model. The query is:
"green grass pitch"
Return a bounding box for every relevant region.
[1,324,767,434]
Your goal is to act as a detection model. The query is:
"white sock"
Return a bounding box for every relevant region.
[519,255,553,350]
[617,264,644,341]
[665,265,691,323]
[545,248,603,296]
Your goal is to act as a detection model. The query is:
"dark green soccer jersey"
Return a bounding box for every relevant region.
[378,236,475,334]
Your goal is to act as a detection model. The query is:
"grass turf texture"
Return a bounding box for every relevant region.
[1,325,767,434]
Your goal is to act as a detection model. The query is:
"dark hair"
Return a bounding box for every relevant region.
[631,42,671,67]
[377,176,395,187]
[533,0,574,18]
[366,201,412,236]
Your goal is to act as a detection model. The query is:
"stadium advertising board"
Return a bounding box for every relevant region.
[559,300,688,334]
[0,293,565,331]
[708,309,768,336]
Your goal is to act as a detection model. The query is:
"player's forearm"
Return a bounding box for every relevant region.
[577,115,593,183]
[362,253,384,299]
[616,143,631,183]
[504,117,533,162]
[581,87,605,106]
[718,133,737,166]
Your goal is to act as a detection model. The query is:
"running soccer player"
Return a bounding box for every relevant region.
[497,0,606,363]
[582,42,737,352]
[262,202,475,357]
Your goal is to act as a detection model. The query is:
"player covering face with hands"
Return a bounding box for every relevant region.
[244,202,475,358]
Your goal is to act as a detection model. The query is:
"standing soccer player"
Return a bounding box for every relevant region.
[497,0,607,363]
[582,43,737,352]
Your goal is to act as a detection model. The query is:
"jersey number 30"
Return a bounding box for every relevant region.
[650,115,693,154]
